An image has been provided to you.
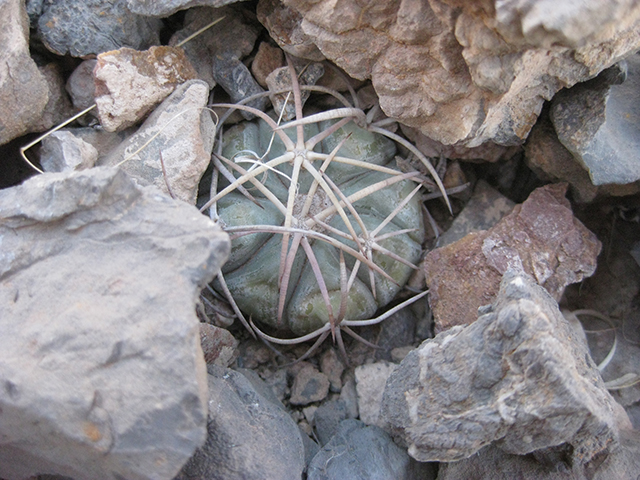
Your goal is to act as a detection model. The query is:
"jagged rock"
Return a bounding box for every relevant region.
[94,46,198,132]
[289,365,330,406]
[382,270,624,464]
[424,183,601,332]
[355,362,397,428]
[212,51,267,118]
[31,63,76,133]
[66,60,98,114]
[40,130,98,172]
[251,41,285,88]
[176,366,305,480]
[198,323,238,366]
[0,167,230,480]
[266,62,324,120]
[99,80,215,205]
[0,0,48,145]
[169,7,260,89]
[307,419,436,480]
[38,0,161,57]
[319,348,344,393]
[551,56,640,186]
[127,0,245,17]
[280,0,640,147]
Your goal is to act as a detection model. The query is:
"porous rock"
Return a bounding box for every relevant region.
[424,183,601,332]
[38,0,161,57]
[127,0,245,17]
[0,167,230,480]
[175,366,305,480]
[281,0,640,147]
[307,419,436,480]
[382,270,623,464]
[94,46,198,132]
[0,0,49,145]
[355,361,397,428]
[99,80,215,205]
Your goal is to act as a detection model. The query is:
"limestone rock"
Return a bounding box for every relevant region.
[176,366,305,480]
[99,80,215,205]
[382,270,624,464]
[40,130,98,172]
[355,361,397,428]
[0,0,49,145]
[0,167,230,480]
[424,183,601,332]
[38,0,161,57]
[94,46,198,132]
[281,0,640,147]
[127,0,245,17]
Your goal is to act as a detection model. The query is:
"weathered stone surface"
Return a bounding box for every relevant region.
[425,183,601,332]
[99,80,215,205]
[382,270,623,464]
[290,365,330,406]
[257,0,325,62]
[374,308,418,362]
[0,0,49,145]
[40,130,98,173]
[319,348,344,393]
[169,7,260,89]
[176,366,305,480]
[212,51,267,118]
[281,0,640,147]
[307,419,436,480]
[551,56,640,186]
[66,59,99,121]
[314,400,348,446]
[31,63,76,133]
[94,46,198,132]
[355,361,397,428]
[251,41,285,88]
[38,0,161,57]
[127,0,245,17]
[199,323,238,366]
[266,62,324,120]
[0,167,230,480]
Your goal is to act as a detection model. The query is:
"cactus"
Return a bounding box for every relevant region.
[201,59,449,359]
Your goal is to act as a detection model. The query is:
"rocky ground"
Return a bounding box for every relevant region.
[1,1,640,479]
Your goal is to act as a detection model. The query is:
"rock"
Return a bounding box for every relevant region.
[319,348,344,393]
[176,366,305,480]
[212,51,267,118]
[436,180,515,247]
[382,270,624,464]
[127,0,245,17]
[280,0,640,147]
[251,41,285,88]
[0,0,49,145]
[355,361,397,428]
[30,63,76,133]
[266,63,325,120]
[236,339,273,369]
[38,0,161,57]
[289,365,330,406]
[199,323,238,366]
[425,183,601,332]
[374,308,417,362]
[169,6,261,89]
[40,130,98,172]
[257,0,325,62]
[66,59,99,115]
[94,46,199,132]
[339,371,359,419]
[99,80,215,205]
[551,56,640,186]
[0,167,230,480]
[307,419,436,480]
[314,400,348,446]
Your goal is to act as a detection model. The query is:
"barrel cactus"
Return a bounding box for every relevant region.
[202,62,447,356]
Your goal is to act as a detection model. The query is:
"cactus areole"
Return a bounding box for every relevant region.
[211,113,425,337]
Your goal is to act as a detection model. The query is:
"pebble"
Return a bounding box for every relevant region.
[199,323,238,366]
[319,348,344,392]
[289,365,330,406]
[66,59,99,115]
[314,399,348,446]
[40,130,98,173]
[355,361,397,427]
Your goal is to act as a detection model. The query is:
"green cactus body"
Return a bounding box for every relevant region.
[215,117,425,336]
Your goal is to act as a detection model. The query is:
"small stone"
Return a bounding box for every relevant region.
[289,365,330,406]
[303,405,318,424]
[94,46,198,132]
[40,130,98,173]
[66,59,99,115]
[212,51,267,119]
[314,400,348,446]
[199,323,238,366]
[38,0,161,57]
[127,0,246,17]
[382,270,624,464]
[374,308,417,362]
[390,346,414,363]
[340,372,359,419]
[266,63,325,120]
[99,80,215,205]
[319,348,344,392]
[355,361,397,428]
[237,339,272,369]
[251,41,285,88]
[262,368,289,403]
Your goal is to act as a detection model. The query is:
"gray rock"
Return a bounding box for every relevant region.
[40,130,98,172]
[99,80,215,205]
[66,59,99,116]
[0,167,230,480]
[307,419,436,480]
[38,0,161,57]
[290,365,330,406]
[175,366,305,480]
[266,63,325,120]
[551,56,640,186]
[374,307,417,362]
[31,63,76,134]
[0,0,48,145]
[339,371,359,419]
[314,400,348,446]
[212,51,267,118]
[382,270,623,464]
[127,0,245,17]
[355,361,397,428]
[319,348,344,393]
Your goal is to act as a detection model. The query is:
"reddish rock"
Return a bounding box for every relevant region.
[425,183,601,332]
[251,41,285,88]
[199,323,238,366]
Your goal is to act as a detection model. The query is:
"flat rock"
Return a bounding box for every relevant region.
[355,361,397,428]
[0,0,48,145]
[127,0,245,17]
[38,0,161,57]
[176,366,305,480]
[551,56,640,186]
[382,270,623,464]
[99,80,215,205]
[289,365,330,406]
[281,0,640,147]
[424,183,601,332]
[0,167,230,480]
[307,419,435,480]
